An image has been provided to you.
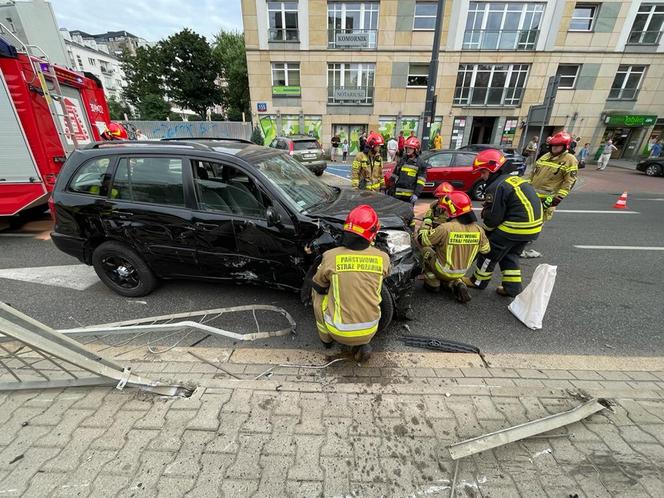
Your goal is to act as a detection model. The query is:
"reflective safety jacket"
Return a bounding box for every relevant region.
[389,155,427,200]
[422,200,448,228]
[529,151,579,199]
[312,246,390,340]
[351,152,384,191]
[418,220,490,279]
[482,174,543,241]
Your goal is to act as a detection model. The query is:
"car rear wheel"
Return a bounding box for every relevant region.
[377,286,394,332]
[314,170,324,176]
[645,164,663,177]
[92,241,157,297]
[470,181,487,201]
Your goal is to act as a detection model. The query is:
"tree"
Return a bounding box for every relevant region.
[120,45,170,119]
[251,126,264,145]
[161,29,223,119]
[107,96,131,120]
[213,30,250,122]
[136,94,171,120]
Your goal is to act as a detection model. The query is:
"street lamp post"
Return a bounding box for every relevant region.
[420,0,445,151]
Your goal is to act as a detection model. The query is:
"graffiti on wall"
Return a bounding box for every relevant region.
[127,121,252,141]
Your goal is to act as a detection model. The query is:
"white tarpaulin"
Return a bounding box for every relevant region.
[508,264,557,330]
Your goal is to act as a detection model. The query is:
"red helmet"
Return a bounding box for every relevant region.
[404,136,421,152]
[344,205,380,242]
[366,132,384,149]
[434,182,454,198]
[472,149,506,174]
[438,191,473,219]
[107,122,128,140]
[548,131,572,150]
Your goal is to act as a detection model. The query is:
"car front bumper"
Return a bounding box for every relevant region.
[383,248,420,316]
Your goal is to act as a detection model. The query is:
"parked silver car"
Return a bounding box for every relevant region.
[268,135,327,176]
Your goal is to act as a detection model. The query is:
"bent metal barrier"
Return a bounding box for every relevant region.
[0,302,190,395]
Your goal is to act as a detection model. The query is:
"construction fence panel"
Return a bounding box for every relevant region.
[126,120,252,141]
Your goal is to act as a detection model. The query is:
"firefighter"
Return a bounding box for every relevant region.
[421,182,454,230]
[351,132,385,191]
[388,136,427,203]
[463,149,543,297]
[417,191,490,303]
[101,122,128,141]
[529,131,578,221]
[310,205,390,362]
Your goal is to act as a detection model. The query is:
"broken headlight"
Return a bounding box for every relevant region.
[381,230,412,257]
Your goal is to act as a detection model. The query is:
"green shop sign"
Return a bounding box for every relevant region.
[272,85,301,96]
[605,114,657,127]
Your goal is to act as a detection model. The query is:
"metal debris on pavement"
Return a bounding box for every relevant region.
[448,398,608,460]
[254,357,350,380]
[399,335,480,354]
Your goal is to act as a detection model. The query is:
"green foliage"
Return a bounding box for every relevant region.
[120,45,167,118]
[251,126,264,145]
[107,96,131,120]
[213,30,250,122]
[161,29,223,119]
[136,93,171,120]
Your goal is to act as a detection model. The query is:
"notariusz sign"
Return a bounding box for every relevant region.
[333,87,367,100]
[335,32,370,47]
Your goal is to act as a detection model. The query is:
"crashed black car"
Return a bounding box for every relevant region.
[50,139,418,329]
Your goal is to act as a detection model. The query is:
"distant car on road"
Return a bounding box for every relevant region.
[458,144,527,177]
[267,135,327,176]
[636,157,664,177]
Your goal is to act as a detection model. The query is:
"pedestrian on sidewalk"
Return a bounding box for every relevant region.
[397,131,405,158]
[331,134,341,162]
[432,131,443,150]
[649,140,662,158]
[597,140,618,170]
[577,142,590,169]
[524,136,538,171]
[342,139,349,162]
[387,136,398,162]
[310,205,389,362]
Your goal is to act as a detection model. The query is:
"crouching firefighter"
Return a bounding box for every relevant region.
[421,182,455,230]
[388,136,427,204]
[463,149,543,297]
[310,205,390,362]
[417,191,490,303]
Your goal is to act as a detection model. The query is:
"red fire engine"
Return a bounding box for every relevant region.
[0,31,111,218]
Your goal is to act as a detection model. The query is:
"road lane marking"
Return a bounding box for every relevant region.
[470,208,639,214]
[574,245,664,251]
[0,265,100,290]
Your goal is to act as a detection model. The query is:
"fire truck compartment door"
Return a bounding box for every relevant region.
[59,85,93,148]
[0,73,41,183]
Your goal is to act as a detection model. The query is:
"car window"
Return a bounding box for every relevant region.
[293,140,319,151]
[112,157,185,207]
[276,140,288,150]
[192,160,268,218]
[269,139,278,148]
[453,153,476,167]
[68,157,112,196]
[426,153,453,168]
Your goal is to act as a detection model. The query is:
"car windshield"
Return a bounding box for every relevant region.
[255,153,337,212]
[293,140,319,151]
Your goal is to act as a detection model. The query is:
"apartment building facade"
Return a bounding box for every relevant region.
[242,0,664,159]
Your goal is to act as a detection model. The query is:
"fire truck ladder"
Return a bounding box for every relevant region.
[0,22,78,152]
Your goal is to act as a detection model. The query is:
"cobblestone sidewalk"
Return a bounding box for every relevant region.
[1,351,663,498]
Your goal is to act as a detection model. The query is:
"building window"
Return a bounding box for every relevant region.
[271,63,301,96]
[327,63,375,105]
[556,64,581,89]
[88,58,96,66]
[454,63,529,106]
[328,2,379,49]
[407,63,429,87]
[413,2,438,31]
[76,55,83,69]
[628,4,664,45]
[569,4,597,31]
[608,65,646,100]
[464,2,544,50]
[268,2,299,42]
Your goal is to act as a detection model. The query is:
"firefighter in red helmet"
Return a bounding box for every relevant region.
[417,191,490,302]
[387,136,427,204]
[421,182,455,230]
[310,204,390,362]
[462,149,543,297]
[351,132,385,191]
[101,122,128,141]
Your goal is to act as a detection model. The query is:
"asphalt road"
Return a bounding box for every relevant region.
[1,165,663,357]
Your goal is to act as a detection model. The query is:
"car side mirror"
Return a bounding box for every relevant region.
[266,206,282,227]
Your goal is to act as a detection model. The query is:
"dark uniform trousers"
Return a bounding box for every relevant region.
[473,230,527,296]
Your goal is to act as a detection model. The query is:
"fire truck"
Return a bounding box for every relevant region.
[0,28,111,218]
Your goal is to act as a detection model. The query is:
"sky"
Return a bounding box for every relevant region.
[51,0,244,42]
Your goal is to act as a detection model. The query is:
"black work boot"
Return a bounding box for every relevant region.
[320,340,334,349]
[354,344,372,363]
[453,281,472,303]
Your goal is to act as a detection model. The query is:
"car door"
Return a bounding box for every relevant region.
[106,154,200,278]
[451,152,482,191]
[190,158,300,288]
[423,152,455,191]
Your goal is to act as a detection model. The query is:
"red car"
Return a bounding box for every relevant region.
[384,149,487,200]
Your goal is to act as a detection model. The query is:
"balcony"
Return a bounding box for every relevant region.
[626,30,663,46]
[462,29,540,51]
[268,28,299,43]
[327,29,377,50]
[453,86,524,107]
[328,86,374,105]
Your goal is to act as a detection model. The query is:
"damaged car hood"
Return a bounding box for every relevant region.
[307,188,412,229]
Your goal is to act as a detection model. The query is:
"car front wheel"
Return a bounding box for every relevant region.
[470,181,487,201]
[645,164,663,177]
[92,241,157,297]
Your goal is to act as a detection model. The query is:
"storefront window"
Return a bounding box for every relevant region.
[450,117,467,149]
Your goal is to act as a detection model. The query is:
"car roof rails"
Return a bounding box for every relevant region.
[161,137,254,145]
[83,141,213,151]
